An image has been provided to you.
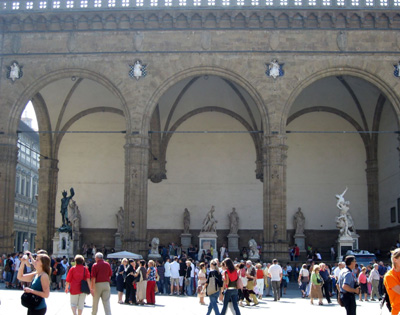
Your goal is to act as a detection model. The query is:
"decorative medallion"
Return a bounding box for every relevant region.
[6,61,23,82]
[265,59,284,79]
[129,60,147,80]
[394,61,400,78]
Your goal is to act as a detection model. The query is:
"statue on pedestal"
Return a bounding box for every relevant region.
[293,207,305,235]
[69,200,81,234]
[335,187,356,237]
[228,207,239,235]
[59,188,74,233]
[150,237,160,255]
[248,238,260,259]
[183,208,190,234]
[201,206,218,233]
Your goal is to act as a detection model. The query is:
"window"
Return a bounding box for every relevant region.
[251,0,259,5]
[366,0,373,5]
[16,176,20,194]
[165,0,172,5]
[265,0,273,4]
[280,0,288,5]
[308,0,316,5]
[53,1,61,8]
[194,0,201,5]
[21,178,25,196]
[122,0,130,6]
[26,179,31,198]
[81,0,88,7]
[108,0,116,7]
[237,0,244,4]
[39,1,47,9]
[208,0,215,5]
[12,2,20,10]
[294,0,302,5]
[351,0,359,5]
[395,0,400,6]
[179,0,186,5]
[322,0,331,5]
[94,0,102,7]
[380,0,388,5]
[150,0,158,5]
[222,0,230,4]
[136,0,144,6]
[26,2,33,9]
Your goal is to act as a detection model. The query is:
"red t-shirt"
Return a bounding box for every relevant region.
[256,269,264,279]
[66,265,90,295]
[91,259,112,283]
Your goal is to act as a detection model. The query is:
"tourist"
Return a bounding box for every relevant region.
[384,248,400,314]
[197,262,207,305]
[368,263,380,300]
[156,260,165,294]
[245,261,259,305]
[378,261,388,297]
[116,258,127,303]
[264,263,272,297]
[358,266,369,301]
[339,255,360,315]
[18,251,51,315]
[237,262,251,306]
[298,263,309,298]
[319,263,332,303]
[184,260,193,296]
[65,255,91,315]
[136,260,147,305]
[255,263,264,299]
[169,256,180,295]
[146,260,158,305]
[61,257,69,290]
[281,265,289,296]
[268,259,282,301]
[220,258,241,315]
[125,259,137,305]
[205,259,223,315]
[91,252,113,315]
[164,257,171,294]
[310,265,323,305]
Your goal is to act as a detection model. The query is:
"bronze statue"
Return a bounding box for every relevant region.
[61,188,74,227]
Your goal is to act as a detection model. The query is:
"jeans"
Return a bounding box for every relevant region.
[185,277,193,296]
[157,278,165,294]
[207,291,220,315]
[164,277,171,294]
[221,289,241,315]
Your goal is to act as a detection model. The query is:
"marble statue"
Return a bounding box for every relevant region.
[116,207,124,236]
[335,187,356,237]
[293,207,305,235]
[60,188,74,227]
[228,207,239,234]
[201,206,218,233]
[248,238,260,259]
[69,199,81,234]
[183,208,190,234]
[150,237,160,255]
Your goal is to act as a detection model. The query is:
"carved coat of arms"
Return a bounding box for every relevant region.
[129,60,147,80]
[394,62,400,78]
[7,61,23,82]
[265,59,284,79]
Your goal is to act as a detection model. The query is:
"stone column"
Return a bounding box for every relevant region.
[123,134,149,257]
[36,158,59,251]
[0,134,18,253]
[262,134,288,260]
[366,158,379,230]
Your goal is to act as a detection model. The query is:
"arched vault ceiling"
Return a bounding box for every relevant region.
[38,77,124,134]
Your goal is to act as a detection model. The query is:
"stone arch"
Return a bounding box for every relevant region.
[142,66,269,135]
[282,67,400,133]
[7,68,131,138]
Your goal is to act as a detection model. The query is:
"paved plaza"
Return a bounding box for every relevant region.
[0,282,391,315]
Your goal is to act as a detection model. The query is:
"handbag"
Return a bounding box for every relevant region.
[207,276,218,296]
[21,292,43,309]
[81,267,90,294]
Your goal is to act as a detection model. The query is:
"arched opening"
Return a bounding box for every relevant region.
[147,75,264,249]
[286,75,399,253]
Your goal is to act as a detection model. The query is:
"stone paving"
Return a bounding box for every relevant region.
[0,282,391,315]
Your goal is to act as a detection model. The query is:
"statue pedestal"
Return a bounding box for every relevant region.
[180,233,192,252]
[148,253,162,260]
[227,234,240,255]
[114,233,122,252]
[294,233,306,252]
[337,236,354,261]
[53,231,74,258]
[198,232,218,259]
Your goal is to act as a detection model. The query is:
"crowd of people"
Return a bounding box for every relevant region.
[2,245,400,315]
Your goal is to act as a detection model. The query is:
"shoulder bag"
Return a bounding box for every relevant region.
[81,267,90,294]
[206,273,218,296]
[21,292,43,310]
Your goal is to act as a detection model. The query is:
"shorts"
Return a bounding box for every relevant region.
[171,278,179,286]
[70,293,87,310]
[179,276,184,286]
[360,283,368,294]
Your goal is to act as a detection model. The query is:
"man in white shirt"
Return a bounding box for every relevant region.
[368,263,381,300]
[164,258,171,295]
[169,256,180,295]
[268,259,283,301]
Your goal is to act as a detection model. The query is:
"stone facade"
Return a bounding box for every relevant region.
[0,5,399,259]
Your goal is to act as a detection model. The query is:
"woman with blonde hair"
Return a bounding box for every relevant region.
[146,260,158,305]
[310,265,323,305]
[18,252,51,315]
[384,248,400,314]
[198,262,207,305]
[116,258,128,304]
[65,255,91,315]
